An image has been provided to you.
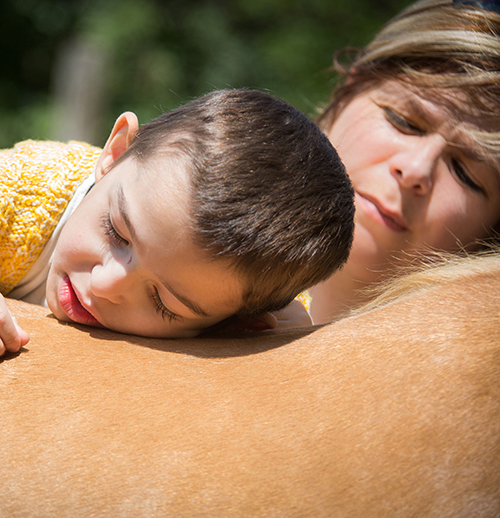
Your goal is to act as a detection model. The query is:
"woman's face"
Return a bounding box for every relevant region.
[328,80,500,280]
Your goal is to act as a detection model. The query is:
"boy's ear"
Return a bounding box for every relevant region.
[243,313,278,331]
[203,313,278,335]
[95,111,139,181]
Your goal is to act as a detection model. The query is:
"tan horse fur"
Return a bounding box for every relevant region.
[1,253,499,517]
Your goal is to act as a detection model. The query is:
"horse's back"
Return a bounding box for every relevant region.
[1,256,499,517]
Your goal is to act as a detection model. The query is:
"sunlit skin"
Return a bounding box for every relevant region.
[46,146,245,339]
[310,80,500,324]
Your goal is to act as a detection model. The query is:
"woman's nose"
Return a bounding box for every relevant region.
[390,136,445,195]
[90,257,133,303]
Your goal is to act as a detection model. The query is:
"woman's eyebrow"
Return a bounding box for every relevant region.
[117,184,139,243]
[405,95,440,124]
[453,129,500,172]
[397,90,499,173]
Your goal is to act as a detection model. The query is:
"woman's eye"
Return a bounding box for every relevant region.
[101,213,129,247]
[152,288,182,323]
[383,107,423,134]
[452,159,483,193]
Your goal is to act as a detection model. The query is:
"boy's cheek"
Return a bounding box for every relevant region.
[54,223,100,265]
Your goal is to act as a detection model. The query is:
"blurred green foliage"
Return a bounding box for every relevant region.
[0,0,412,147]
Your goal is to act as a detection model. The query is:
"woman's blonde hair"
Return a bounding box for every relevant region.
[318,0,500,160]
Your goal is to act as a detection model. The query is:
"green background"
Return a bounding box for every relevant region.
[0,0,412,148]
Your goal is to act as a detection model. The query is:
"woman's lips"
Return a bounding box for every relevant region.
[58,276,104,327]
[357,193,409,232]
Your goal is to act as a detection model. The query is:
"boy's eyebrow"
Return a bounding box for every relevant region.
[160,282,210,318]
[117,185,138,243]
[117,184,210,319]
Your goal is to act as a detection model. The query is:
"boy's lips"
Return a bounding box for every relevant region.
[58,276,104,327]
[356,192,409,232]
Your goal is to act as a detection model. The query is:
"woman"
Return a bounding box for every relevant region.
[308,0,500,324]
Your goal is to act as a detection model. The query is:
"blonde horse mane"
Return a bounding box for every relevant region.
[353,246,500,316]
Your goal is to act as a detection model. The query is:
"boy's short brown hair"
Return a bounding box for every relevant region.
[114,89,354,316]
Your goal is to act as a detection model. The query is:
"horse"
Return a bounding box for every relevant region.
[1,252,499,517]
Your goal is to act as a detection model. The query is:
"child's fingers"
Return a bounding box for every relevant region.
[13,317,30,346]
[0,305,30,356]
[0,322,22,354]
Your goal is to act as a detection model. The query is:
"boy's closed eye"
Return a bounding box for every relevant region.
[100,211,183,323]
[101,212,129,247]
[151,288,182,323]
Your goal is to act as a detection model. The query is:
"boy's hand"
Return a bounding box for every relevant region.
[0,294,30,356]
[272,299,312,329]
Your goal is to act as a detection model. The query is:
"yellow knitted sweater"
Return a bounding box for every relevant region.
[0,140,102,295]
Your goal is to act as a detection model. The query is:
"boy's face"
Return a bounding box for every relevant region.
[46,154,244,338]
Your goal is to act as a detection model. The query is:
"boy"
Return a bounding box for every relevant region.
[0,89,355,354]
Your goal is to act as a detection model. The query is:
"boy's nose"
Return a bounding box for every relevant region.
[390,136,445,195]
[90,257,133,303]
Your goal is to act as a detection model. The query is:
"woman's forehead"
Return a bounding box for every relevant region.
[390,80,499,129]
[373,80,500,159]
